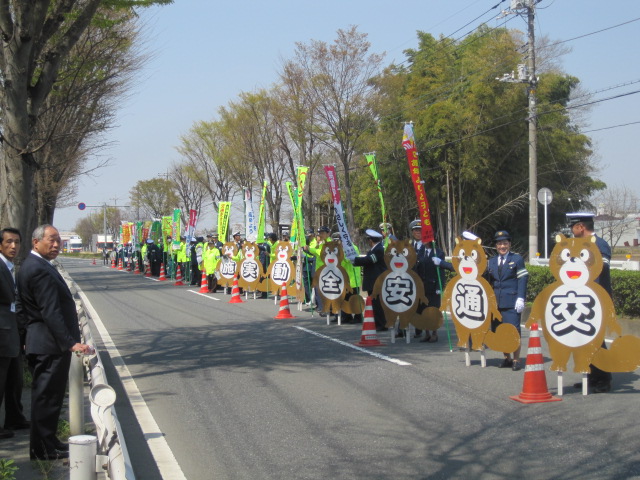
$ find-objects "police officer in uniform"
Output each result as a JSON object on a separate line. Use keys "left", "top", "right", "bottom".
{"left": 352, "top": 229, "right": 387, "bottom": 330}
{"left": 486, "top": 230, "right": 528, "bottom": 371}
{"left": 567, "top": 212, "right": 613, "bottom": 393}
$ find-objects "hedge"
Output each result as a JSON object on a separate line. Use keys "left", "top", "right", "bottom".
{"left": 526, "top": 265, "right": 640, "bottom": 318}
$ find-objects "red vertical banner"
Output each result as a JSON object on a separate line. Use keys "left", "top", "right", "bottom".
{"left": 402, "top": 123, "right": 435, "bottom": 243}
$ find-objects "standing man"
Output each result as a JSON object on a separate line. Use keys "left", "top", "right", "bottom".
{"left": 304, "top": 226, "right": 331, "bottom": 313}
{"left": 567, "top": 212, "right": 613, "bottom": 393}
{"left": 146, "top": 238, "right": 162, "bottom": 277}
{"left": 0, "top": 228, "right": 29, "bottom": 439}
{"left": 409, "top": 220, "right": 454, "bottom": 342}
{"left": 16, "top": 225, "right": 91, "bottom": 460}
{"left": 352, "top": 229, "right": 387, "bottom": 331}
{"left": 486, "top": 230, "right": 528, "bottom": 371}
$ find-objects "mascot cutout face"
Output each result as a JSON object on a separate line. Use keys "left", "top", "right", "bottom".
{"left": 265, "top": 241, "right": 297, "bottom": 295}
{"left": 312, "top": 241, "right": 351, "bottom": 314}
{"left": 526, "top": 234, "right": 640, "bottom": 374}
{"left": 216, "top": 241, "right": 239, "bottom": 287}
{"left": 442, "top": 237, "right": 519, "bottom": 354}
{"left": 372, "top": 240, "right": 427, "bottom": 329}
{"left": 238, "top": 241, "right": 264, "bottom": 290}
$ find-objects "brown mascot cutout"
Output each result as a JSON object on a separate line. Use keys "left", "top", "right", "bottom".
{"left": 237, "top": 241, "right": 264, "bottom": 292}
{"left": 216, "top": 242, "right": 238, "bottom": 288}
{"left": 265, "top": 241, "right": 298, "bottom": 296}
{"left": 441, "top": 236, "right": 520, "bottom": 361}
{"left": 526, "top": 234, "right": 640, "bottom": 374}
{"left": 312, "top": 241, "right": 359, "bottom": 315}
{"left": 372, "top": 240, "right": 434, "bottom": 333}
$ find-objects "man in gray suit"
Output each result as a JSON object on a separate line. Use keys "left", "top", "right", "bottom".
{"left": 17, "top": 225, "right": 91, "bottom": 460}
{"left": 0, "top": 227, "right": 29, "bottom": 439}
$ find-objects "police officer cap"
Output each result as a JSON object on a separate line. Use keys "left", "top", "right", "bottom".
{"left": 306, "top": 228, "right": 314, "bottom": 236}
{"left": 409, "top": 219, "right": 421, "bottom": 230}
{"left": 282, "top": 231, "right": 290, "bottom": 238}
{"left": 566, "top": 212, "right": 595, "bottom": 226}
{"left": 232, "top": 231, "right": 241, "bottom": 237}
{"left": 318, "top": 226, "right": 330, "bottom": 234}
{"left": 212, "top": 232, "right": 219, "bottom": 237}
{"left": 365, "top": 229, "right": 383, "bottom": 240}
{"left": 206, "top": 233, "right": 213, "bottom": 238}
{"left": 331, "top": 232, "right": 341, "bottom": 241}
{"left": 146, "top": 238, "right": 153, "bottom": 244}
{"left": 196, "top": 236, "right": 204, "bottom": 242}
{"left": 268, "top": 232, "right": 278, "bottom": 241}
{"left": 494, "top": 230, "right": 511, "bottom": 242}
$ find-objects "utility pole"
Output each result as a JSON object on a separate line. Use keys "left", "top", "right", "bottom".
{"left": 497, "top": 0, "right": 538, "bottom": 260}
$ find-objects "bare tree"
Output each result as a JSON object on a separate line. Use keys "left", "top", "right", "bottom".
{"left": 287, "top": 26, "right": 384, "bottom": 239}
{"left": 594, "top": 186, "right": 639, "bottom": 248}
{"left": 176, "top": 120, "right": 235, "bottom": 212}
{"left": 171, "top": 162, "right": 209, "bottom": 227}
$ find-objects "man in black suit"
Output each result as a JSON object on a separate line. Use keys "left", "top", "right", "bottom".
{"left": 0, "top": 227, "right": 29, "bottom": 439}
{"left": 16, "top": 224, "right": 91, "bottom": 460}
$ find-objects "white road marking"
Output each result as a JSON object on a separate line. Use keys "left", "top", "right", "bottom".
{"left": 294, "top": 326, "right": 412, "bottom": 366}
{"left": 77, "top": 290, "right": 188, "bottom": 480}
{"left": 187, "top": 290, "right": 221, "bottom": 301}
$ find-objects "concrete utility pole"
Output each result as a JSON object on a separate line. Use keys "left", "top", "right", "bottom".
{"left": 497, "top": 0, "right": 538, "bottom": 260}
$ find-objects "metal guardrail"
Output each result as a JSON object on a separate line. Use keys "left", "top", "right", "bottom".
{"left": 60, "top": 268, "right": 135, "bottom": 480}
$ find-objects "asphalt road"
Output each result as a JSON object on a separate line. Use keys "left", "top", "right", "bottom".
{"left": 61, "top": 258, "right": 640, "bottom": 480}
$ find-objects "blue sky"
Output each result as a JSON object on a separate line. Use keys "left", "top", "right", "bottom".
{"left": 54, "top": 0, "right": 640, "bottom": 231}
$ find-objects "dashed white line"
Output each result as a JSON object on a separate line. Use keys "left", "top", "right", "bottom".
{"left": 187, "top": 290, "right": 221, "bottom": 301}
{"left": 294, "top": 326, "right": 412, "bottom": 366}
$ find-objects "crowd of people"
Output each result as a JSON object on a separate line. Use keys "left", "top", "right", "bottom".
{"left": 0, "top": 212, "right": 616, "bottom": 460}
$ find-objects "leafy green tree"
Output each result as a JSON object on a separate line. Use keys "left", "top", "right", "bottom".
{"left": 367, "top": 27, "right": 601, "bottom": 255}
{"left": 130, "top": 178, "right": 179, "bottom": 219}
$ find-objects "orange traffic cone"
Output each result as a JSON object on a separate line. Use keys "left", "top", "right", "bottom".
{"left": 144, "top": 262, "right": 151, "bottom": 277}
{"left": 158, "top": 263, "right": 167, "bottom": 281}
{"left": 92, "top": 257, "right": 96, "bottom": 266}
{"left": 133, "top": 259, "right": 140, "bottom": 275}
{"left": 174, "top": 266, "right": 184, "bottom": 286}
{"left": 111, "top": 257, "right": 116, "bottom": 268}
{"left": 510, "top": 323, "right": 562, "bottom": 404}
{"left": 274, "top": 285, "right": 295, "bottom": 319}
{"left": 117, "top": 258, "right": 123, "bottom": 271}
{"left": 355, "top": 297, "right": 384, "bottom": 347}
{"left": 229, "top": 277, "right": 243, "bottom": 304}
{"left": 198, "top": 269, "right": 209, "bottom": 293}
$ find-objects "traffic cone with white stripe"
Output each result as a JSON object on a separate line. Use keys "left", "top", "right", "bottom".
{"left": 117, "top": 257, "right": 123, "bottom": 271}
{"left": 355, "top": 296, "right": 384, "bottom": 347}
{"left": 111, "top": 257, "right": 116, "bottom": 268}
{"left": 198, "top": 269, "right": 209, "bottom": 293}
{"left": 274, "top": 285, "right": 295, "bottom": 319}
{"left": 133, "top": 259, "right": 141, "bottom": 275}
{"left": 174, "top": 265, "right": 184, "bottom": 286}
{"left": 158, "top": 263, "right": 168, "bottom": 281}
{"left": 229, "top": 277, "right": 243, "bottom": 304}
{"left": 510, "top": 323, "right": 561, "bottom": 404}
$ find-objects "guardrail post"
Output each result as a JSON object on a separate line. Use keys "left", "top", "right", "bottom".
{"left": 69, "top": 435, "right": 98, "bottom": 480}
{"left": 69, "top": 353, "right": 85, "bottom": 436}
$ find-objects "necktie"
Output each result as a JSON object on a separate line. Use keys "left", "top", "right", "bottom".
{"left": 498, "top": 256, "right": 504, "bottom": 275}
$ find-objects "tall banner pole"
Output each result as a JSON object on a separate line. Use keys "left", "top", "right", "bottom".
{"left": 402, "top": 122, "right": 453, "bottom": 351}
{"left": 245, "top": 188, "right": 257, "bottom": 241}
{"left": 323, "top": 165, "right": 357, "bottom": 260}
{"left": 218, "top": 202, "right": 231, "bottom": 244}
{"left": 364, "top": 152, "right": 388, "bottom": 238}
{"left": 256, "top": 182, "right": 267, "bottom": 244}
